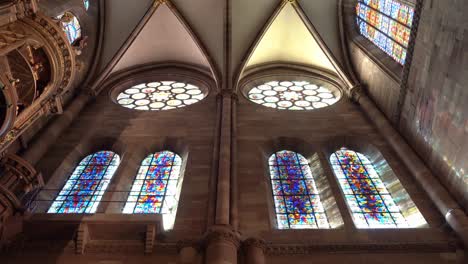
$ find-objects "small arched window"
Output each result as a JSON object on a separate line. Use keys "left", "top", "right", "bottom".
{"left": 330, "top": 147, "right": 425, "bottom": 228}
{"left": 269, "top": 150, "right": 330, "bottom": 229}
{"left": 48, "top": 151, "right": 120, "bottom": 213}
{"left": 83, "top": 0, "right": 89, "bottom": 10}
{"left": 56, "top": 12, "right": 82, "bottom": 45}
{"left": 123, "top": 151, "right": 183, "bottom": 229}
{"left": 356, "top": 0, "right": 414, "bottom": 64}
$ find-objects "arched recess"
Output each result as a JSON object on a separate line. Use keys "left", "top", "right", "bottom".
{"left": 92, "top": 0, "right": 219, "bottom": 93}
{"left": 235, "top": 0, "right": 353, "bottom": 92}
{"left": 324, "top": 138, "right": 427, "bottom": 228}
{"left": 261, "top": 138, "right": 344, "bottom": 229}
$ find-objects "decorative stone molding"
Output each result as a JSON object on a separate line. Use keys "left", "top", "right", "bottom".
{"left": 265, "top": 241, "right": 457, "bottom": 255}
{"left": 177, "top": 238, "right": 202, "bottom": 252}
{"left": 75, "top": 223, "right": 88, "bottom": 255}
{"left": 219, "top": 89, "right": 238, "bottom": 101}
{"left": 145, "top": 224, "right": 156, "bottom": 254}
{"left": 0, "top": 11, "right": 76, "bottom": 154}
{"left": 204, "top": 225, "right": 241, "bottom": 248}
{"left": 348, "top": 83, "right": 364, "bottom": 103}
{"left": 243, "top": 238, "right": 266, "bottom": 252}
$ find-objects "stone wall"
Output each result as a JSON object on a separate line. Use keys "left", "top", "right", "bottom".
{"left": 399, "top": 0, "right": 468, "bottom": 211}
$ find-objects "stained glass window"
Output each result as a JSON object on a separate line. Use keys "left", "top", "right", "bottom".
{"left": 248, "top": 81, "right": 339, "bottom": 110}
{"left": 356, "top": 0, "right": 414, "bottom": 64}
{"left": 123, "top": 151, "right": 183, "bottom": 229}
{"left": 56, "top": 12, "right": 82, "bottom": 44}
{"left": 117, "top": 81, "right": 206, "bottom": 111}
{"left": 269, "top": 150, "right": 330, "bottom": 229}
{"left": 48, "top": 151, "right": 120, "bottom": 214}
{"left": 83, "top": 0, "right": 89, "bottom": 10}
{"left": 330, "top": 147, "right": 425, "bottom": 228}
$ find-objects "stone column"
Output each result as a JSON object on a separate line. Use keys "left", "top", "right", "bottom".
{"left": 22, "top": 92, "right": 91, "bottom": 165}
{"left": 215, "top": 92, "right": 233, "bottom": 225}
{"left": 204, "top": 226, "right": 240, "bottom": 264}
{"left": 177, "top": 240, "right": 199, "bottom": 264}
{"left": 243, "top": 238, "right": 266, "bottom": 264}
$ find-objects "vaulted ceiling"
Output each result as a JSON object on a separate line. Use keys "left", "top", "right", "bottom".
{"left": 96, "top": 0, "right": 344, "bottom": 87}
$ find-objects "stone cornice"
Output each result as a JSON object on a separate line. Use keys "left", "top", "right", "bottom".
{"left": 204, "top": 226, "right": 241, "bottom": 248}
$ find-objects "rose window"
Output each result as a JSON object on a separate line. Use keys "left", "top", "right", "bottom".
{"left": 247, "top": 80, "right": 339, "bottom": 110}
{"left": 116, "top": 81, "right": 206, "bottom": 111}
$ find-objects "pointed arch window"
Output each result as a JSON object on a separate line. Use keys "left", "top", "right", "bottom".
{"left": 123, "top": 151, "right": 183, "bottom": 229}
{"left": 356, "top": 0, "right": 414, "bottom": 64}
{"left": 330, "top": 147, "right": 424, "bottom": 228}
{"left": 269, "top": 150, "right": 330, "bottom": 229}
{"left": 48, "top": 151, "right": 120, "bottom": 214}
{"left": 56, "top": 12, "right": 82, "bottom": 45}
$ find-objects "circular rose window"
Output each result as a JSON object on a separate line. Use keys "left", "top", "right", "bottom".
{"left": 247, "top": 80, "right": 340, "bottom": 110}
{"left": 116, "top": 81, "right": 206, "bottom": 111}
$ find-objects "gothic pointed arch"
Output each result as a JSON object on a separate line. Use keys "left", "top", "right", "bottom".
{"left": 235, "top": 0, "right": 353, "bottom": 90}
{"left": 93, "top": 0, "right": 219, "bottom": 93}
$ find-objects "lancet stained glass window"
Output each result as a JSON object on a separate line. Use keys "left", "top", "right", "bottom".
{"left": 56, "top": 12, "right": 82, "bottom": 44}
{"left": 356, "top": 0, "right": 414, "bottom": 64}
{"left": 48, "top": 151, "right": 120, "bottom": 213}
{"left": 330, "top": 147, "right": 422, "bottom": 228}
{"left": 123, "top": 151, "right": 182, "bottom": 217}
{"left": 269, "top": 150, "right": 329, "bottom": 229}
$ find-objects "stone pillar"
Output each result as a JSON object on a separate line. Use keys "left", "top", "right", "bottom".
{"left": 243, "top": 238, "right": 266, "bottom": 264}
{"left": 204, "top": 226, "right": 240, "bottom": 264}
{"left": 22, "top": 92, "right": 91, "bottom": 165}
{"left": 215, "top": 92, "right": 233, "bottom": 225}
{"left": 177, "top": 240, "right": 199, "bottom": 264}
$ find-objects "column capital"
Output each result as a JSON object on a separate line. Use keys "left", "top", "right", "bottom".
{"left": 348, "top": 83, "right": 365, "bottom": 103}
{"left": 204, "top": 225, "right": 241, "bottom": 248}
{"left": 243, "top": 237, "right": 266, "bottom": 252}
{"left": 218, "top": 89, "right": 238, "bottom": 100}
{"left": 177, "top": 238, "right": 201, "bottom": 252}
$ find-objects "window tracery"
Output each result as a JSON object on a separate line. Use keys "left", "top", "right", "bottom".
{"left": 330, "top": 147, "right": 426, "bottom": 228}
{"left": 116, "top": 81, "right": 206, "bottom": 111}
{"left": 247, "top": 81, "right": 339, "bottom": 110}
{"left": 269, "top": 150, "right": 330, "bottom": 229}
{"left": 48, "top": 151, "right": 120, "bottom": 214}
{"left": 356, "top": 0, "right": 414, "bottom": 64}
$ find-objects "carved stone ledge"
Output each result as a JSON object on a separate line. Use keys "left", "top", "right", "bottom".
{"left": 265, "top": 241, "right": 457, "bottom": 255}
{"left": 347, "top": 84, "right": 365, "bottom": 103}
{"left": 204, "top": 225, "right": 241, "bottom": 248}
{"left": 243, "top": 237, "right": 266, "bottom": 252}
{"left": 177, "top": 238, "right": 202, "bottom": 252}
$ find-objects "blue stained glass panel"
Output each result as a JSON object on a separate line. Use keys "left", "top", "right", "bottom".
{"left": 123, "top": 151, "right": 182, "bottom": 216}
{"left": 330, "top": 147, "right": 413, "bottom": 228}
{"left": 356, "top": 0, "right": 414, "bottom": 65}
{"left": 48, "top": 151, "right": 120, "bottom": 214}
{"left": 56, "top": 12, "right": 82, "bottom": 44}
{"left": 269, "top": 150, "right": 330, "bottom": 229}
